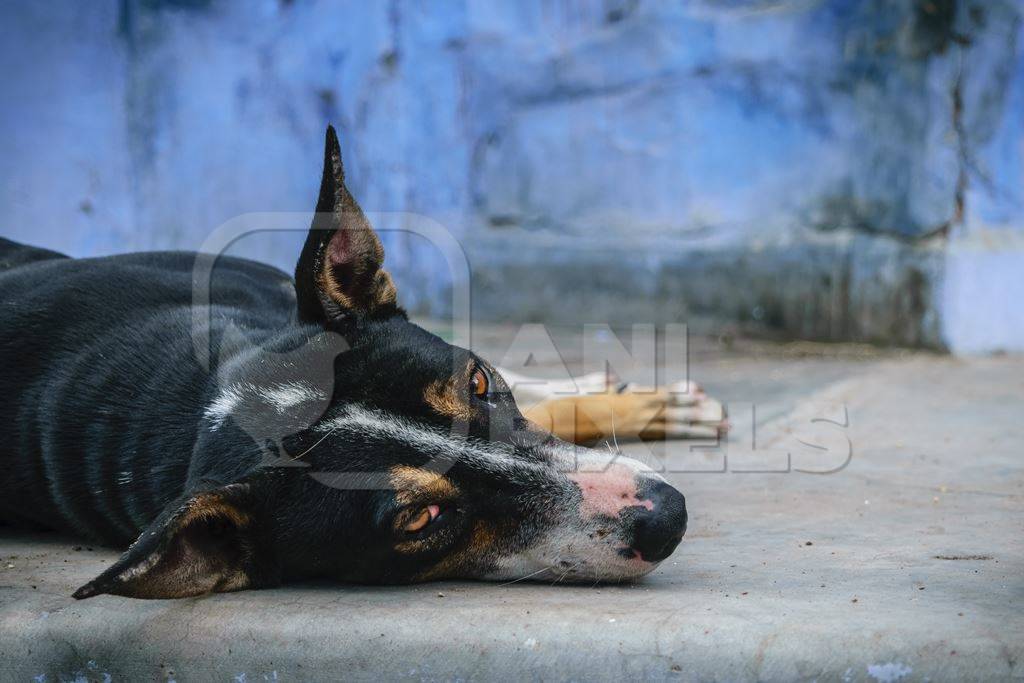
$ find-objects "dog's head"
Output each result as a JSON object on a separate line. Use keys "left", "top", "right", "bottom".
{"left": 73, "top": 126, "right": 687, "bottom": 599}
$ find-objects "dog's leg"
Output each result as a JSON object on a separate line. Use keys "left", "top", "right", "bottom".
{"left": 522, "top": 381, "right": 727, "bottom": 446}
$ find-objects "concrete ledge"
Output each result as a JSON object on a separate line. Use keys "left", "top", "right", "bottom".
{"left": 462, "top": 232, "right": 946, "bottom": 349}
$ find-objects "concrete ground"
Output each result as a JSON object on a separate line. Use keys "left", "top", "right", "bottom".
{"left": 1, "top": 326, "right": 1022, "bottom": 681}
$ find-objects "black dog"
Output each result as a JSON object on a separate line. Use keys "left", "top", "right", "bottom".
{"left": 0, "top": 126, "right": 687, "bottom": 599}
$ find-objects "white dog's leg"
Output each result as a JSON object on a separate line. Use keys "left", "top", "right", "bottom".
{"left": 497, "top": 367, "right": 728, "bottom": 445}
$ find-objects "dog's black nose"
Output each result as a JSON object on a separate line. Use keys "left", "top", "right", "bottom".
{"left": 628, "top": 479, "right": 687, "bottom": 563}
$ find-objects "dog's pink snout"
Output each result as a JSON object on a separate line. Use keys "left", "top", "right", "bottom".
{"left": 568, "top": 465, "right": 654, "bottom": 519}
{"left": 627, "top": 478, "right": 687, "bottom": 563}
{"left": 568, "top": 464, "right": 688, "bottom": 563}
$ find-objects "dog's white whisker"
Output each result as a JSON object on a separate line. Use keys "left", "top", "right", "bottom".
{"left": 551, "top": 566, "right": 573, "bottom": 585}
{"left": 498, "top": 565, "right": 553, "bottom": 587}
{"left": 288, "top": 426, "right": 337, "bottom": 461}
{"left": 610, "top": 411, "right": 620, "bottom": 453}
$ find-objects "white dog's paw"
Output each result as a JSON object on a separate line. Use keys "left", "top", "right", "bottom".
{"left": 659, "top": 396, "right": 727, "bottom": 438}
{"left": 622, "top": 380, "right": 728, "bottom": 440}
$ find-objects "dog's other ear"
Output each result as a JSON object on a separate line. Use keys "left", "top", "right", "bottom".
{"left": 294, "top": 124, "right": 399, "bottom": 326}
{"left": 72, "top": 483, "right": 276, "bottom": 600}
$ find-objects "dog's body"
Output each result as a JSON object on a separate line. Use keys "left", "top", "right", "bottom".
{"left": 0, "top": 127, "right": 697, "bottom": 599}
{"left": 0, "top": 242, "right": 292, "bottom": 544}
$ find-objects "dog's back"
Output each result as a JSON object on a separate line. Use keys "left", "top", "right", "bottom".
{"left": 0, "top": 239, "right": 296, "bottom": 543}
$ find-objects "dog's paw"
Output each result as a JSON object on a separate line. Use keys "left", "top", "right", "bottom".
{"left": 625, "top": 381, "right": 728, "bottom": 440}
{"left": 656, "top": 396, "right": 727, "bottom": 439}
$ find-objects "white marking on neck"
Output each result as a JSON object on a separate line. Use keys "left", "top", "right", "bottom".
{"left": 257, "top": 382, "right": 326, "bottom": 413}
{"left": 204, "top": 383, "right": 250, "bottom": 430}
{"left": 204, "top": 381, "right": 326, "bottom": 430}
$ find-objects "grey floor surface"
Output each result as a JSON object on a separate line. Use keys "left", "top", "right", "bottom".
{"left": 2, "top": 326, "right": 1021, "bottom": 681}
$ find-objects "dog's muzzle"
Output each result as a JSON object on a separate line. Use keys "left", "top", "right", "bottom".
{"left": 558, "top": 447, "right": 689, "bottom": 571}
{"left": 621, "top": 476, "right": 687, "bottom": 562}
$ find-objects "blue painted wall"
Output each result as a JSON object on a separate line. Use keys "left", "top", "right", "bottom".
{"left": 1, "top": 1, "right": 1021, "bottom": 350}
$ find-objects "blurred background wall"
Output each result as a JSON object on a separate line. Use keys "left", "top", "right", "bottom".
{"left": 1, "top": 0, "right": 1021, "bottom": 352}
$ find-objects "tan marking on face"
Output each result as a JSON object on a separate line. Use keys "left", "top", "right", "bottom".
{"left": 424, "top": 377, "right": 475, "bottom": 421}
{"left": 394, "top": 534, "right": 431, "bottom": 554}
{"left": 390, "top": 469, "right": 463, "bottom": 556}
{"left": 388, "top": 465, "right": 459, "bottom": 506}
{"left": 413, "top": 519, "right": 501, "bottom": 580}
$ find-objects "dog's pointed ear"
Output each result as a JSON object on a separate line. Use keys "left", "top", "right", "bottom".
{"left": 72, "top": 483, "right": 276, "bottom": 600}
{"left": 294, "top": 124, "right": 400, "bottom": 326}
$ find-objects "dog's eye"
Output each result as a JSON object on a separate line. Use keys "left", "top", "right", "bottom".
{"left": 403, "top": 504, "right": 440, "bottom": 533}
{"left": 470, "top": 366, "right": 490, "bottom": 398}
